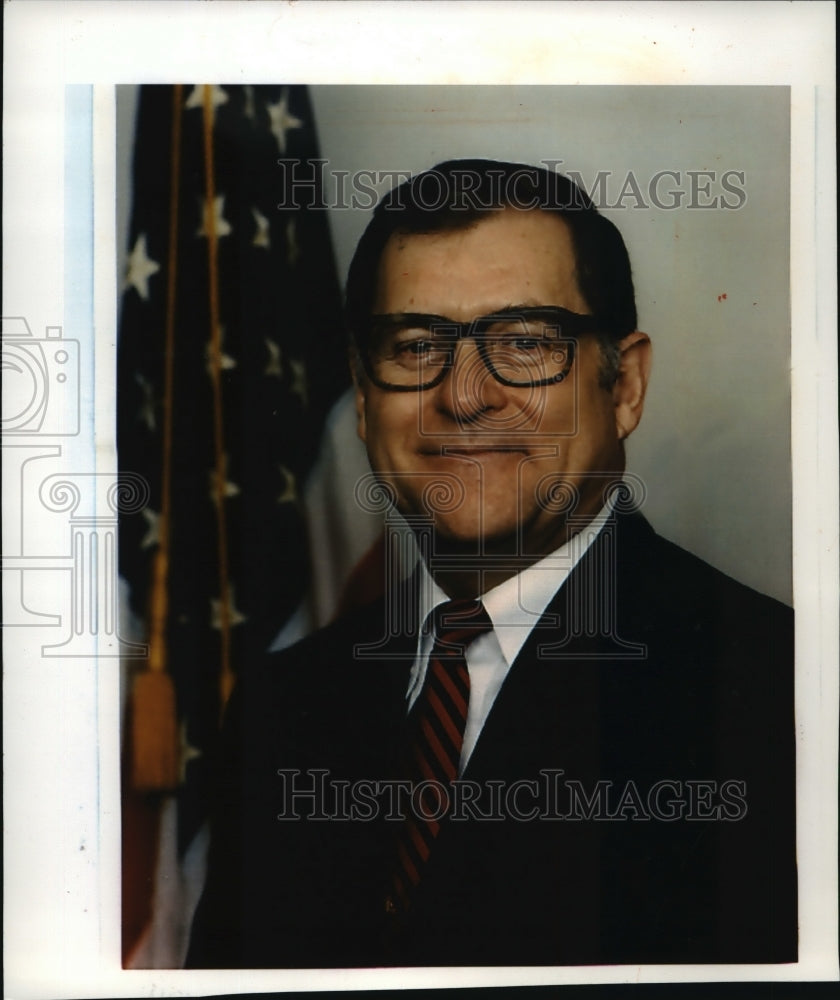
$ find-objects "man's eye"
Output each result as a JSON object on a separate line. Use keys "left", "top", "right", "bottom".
{"left": 387, "top": 335, "right": 451, "bottom": 368}
{"left": 510, "top": 337, "right": 541, "bottom": 352}
{"left": 394, "top": 338, "right": 435, "bottom": 356}
{"left": 487, "top": 323, "right": 546, "bottom": 344}
{"left": 488, "top": 329, "right": 548, "bottom": 352}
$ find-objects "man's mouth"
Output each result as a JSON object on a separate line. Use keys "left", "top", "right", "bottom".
{"left": 419, "top": 444, "right": 529, "bottom": 457}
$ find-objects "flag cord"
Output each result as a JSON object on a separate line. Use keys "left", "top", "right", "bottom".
{"left": 149, "top": 83, "right": 182, "bottom": 671}
{"left": 202, "top": 85, "right": 235, "bottom": 719}
{"left": 131, "top": 84, "right": 183, "bottom": 792}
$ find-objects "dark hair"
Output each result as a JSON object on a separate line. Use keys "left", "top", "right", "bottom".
{"left": 345, "top": 159, "right": 637, "bottom": 385}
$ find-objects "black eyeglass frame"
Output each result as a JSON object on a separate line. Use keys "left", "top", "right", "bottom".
{"left": 357, "top": 306, "right": 608, "bottom": 391}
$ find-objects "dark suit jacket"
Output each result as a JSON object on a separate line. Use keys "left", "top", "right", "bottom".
{"left": 186, "top": 512, "right": 797, "bottom": 967}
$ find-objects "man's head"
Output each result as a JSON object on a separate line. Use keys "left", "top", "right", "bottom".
{"left": 347, "top": 160, "right": 651, "bottom": 588}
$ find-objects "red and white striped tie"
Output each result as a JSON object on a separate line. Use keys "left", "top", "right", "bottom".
{"left": 387, "top": 598, "right": 493, "bottom": 915}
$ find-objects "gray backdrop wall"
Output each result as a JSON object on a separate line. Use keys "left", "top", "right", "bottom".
{"left": 118, "top": 85, "right": 792, "bottom": 605}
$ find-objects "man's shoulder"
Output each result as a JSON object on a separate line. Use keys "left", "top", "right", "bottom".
{"left": 267, "top": 595, "right": 390, "bottom": 666}
{"left": 266, "top": 590, "right": 417, "bottom": 670}
{"left": 615, "top": 510, "right": 792, "bottom": 628}
{"left": 238, "top": 594, "right": 411, "bottom": 725}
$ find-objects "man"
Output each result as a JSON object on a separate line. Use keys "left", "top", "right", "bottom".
{"left": 187, "top": 160, "right": 796, "bottom": 967}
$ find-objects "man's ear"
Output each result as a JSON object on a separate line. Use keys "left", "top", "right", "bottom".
{"left": 349, "top": 349, "right": 367, "bottom": 443}
{"left": 612, "top": 331, "right": 652, "bottom": 441}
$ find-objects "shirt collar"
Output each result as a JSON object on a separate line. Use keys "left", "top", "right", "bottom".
{"left": 409, "top": 495, "right": 615, "bottom": 669}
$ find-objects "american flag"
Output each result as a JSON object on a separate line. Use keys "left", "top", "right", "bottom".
{"left": 117, "top": 84, "right": 349, "bottom": 966}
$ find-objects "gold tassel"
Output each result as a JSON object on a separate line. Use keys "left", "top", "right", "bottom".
{"left": 131, "top": 549, "right": 179, "bottom": 791}
{"left": 131, "top": 673, "right": 178, "bottom": 791}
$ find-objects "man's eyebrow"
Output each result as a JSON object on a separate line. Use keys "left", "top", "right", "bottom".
{"left": 497, "top": 302, "right": 584, "bottom": 313}
{"left": 499, "top": 302, "right": 542, "bottom": 311}
{"left": 372, "top": 312, "right": 452, "bottom": 322}
{"left": 369, "top": 312, "right": 455, "bottom": 329}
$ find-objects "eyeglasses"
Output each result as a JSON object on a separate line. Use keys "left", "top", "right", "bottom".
{"left": 358, "top": 307, "right": 605, "bottom": 391}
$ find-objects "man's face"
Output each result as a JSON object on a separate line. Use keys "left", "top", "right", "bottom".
{"left": 354, "top": 208, "right": 636, "bottom": 562}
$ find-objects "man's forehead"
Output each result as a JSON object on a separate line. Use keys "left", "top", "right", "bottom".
{"left": 373, "top": 208, "right": 586, "bottom": 316}
{"left": 386, "top": 206, "right": 572, "bottom": 246}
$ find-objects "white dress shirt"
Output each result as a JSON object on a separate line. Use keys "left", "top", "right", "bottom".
{"left": 405, "top": 501, "right": 613, "bottom": 772}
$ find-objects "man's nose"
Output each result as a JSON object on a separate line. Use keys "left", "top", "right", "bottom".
{"left": 435, "top": 338, "right": 508, "bottom": 420}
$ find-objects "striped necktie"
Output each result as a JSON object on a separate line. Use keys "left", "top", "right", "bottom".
{"left": 386, "top": 598, "right": 494, "bottom": 915}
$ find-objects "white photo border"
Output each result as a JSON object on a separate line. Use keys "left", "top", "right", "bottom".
{"left": 3, "top": 2, "right": 837, "bottom": 996}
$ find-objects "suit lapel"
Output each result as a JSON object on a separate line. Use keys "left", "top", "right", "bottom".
{"left": 462, "top": 511, "right": 648, "bottom": 783}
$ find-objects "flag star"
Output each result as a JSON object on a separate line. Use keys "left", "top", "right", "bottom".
{"left": 243, "top": 84, "right": 256, "bottom": 121}
{"left": 124, "top": 234, "right": 160, "bottom": 300}
{"left": 289, "top": 357, "right": 308, "bottom": 406}
{"left": 266, "top": 88, "right": 303, "bottom": 154}
{"left": 277, "top": 465, "right": 298, "bottom": 504}
{"left": 140, "top": 508, "right": 161, "bottom": 549}
{"left": 184, "top": 85, "right": 229, "bottom": 115}
{"left": 197, "top": 195, "right": 232, "bottom": 239}
{"left": 251, "top": 206, "right": 271, "bottom": 249}
{"left": 135, "top": 373, "right": 157, "bottom": 431}
{"left": 209, "top": 458, "right": 241, "bottom": 506}
{"left": 264, "top": 338, "right": 283, "bottom": 377}
{"left": 205, "top": 325, "right": 237, "bottom": 376}
{"left": 285, "top": 216, "right": 300, "bottom": 266}
{"left": 210, "top": 585, "right": 247, "bottom": 630}
{"left": 179, "top": 720, "right": 202, "bottom": 783}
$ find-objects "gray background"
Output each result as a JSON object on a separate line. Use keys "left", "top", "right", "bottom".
{"left": 117, "top": 85, "right": 792, "bottom": 605}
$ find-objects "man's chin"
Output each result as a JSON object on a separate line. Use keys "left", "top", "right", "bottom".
{"left": 418, "top": 509, "right": 577, "bottom": 559}
{"left": 421, "top": 516, "right": 525, "bottom": 556}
